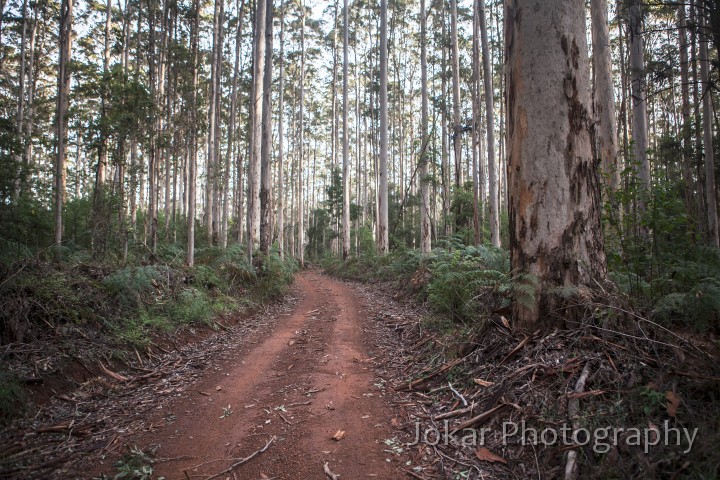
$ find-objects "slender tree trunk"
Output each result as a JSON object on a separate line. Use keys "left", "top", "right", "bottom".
{"left": 629, "top": 0, "right": 651, "bottom": 191}
{"left": 377, "top": 0, "right": 389, "bottom": 253}
{"left": 230, "top": 0, "right": 246, "bottom": 244}
{"left": 442, "top": 17, "right": 451, "bottom": 237}
{"left": 187, "top": 0, "right": 199, "bottom": 267}
{"left": 450, "top": 0, "right": 462, "bottom": 189}
{"left": 277, "top": 3, "right": 285, "bottom": 258}
{"left": 591, "top": 0, "right": 619, "bottom": 198}
{"left": 478, "top": 0, "right": 499, "bottom": 247}
{"left": 247, "top": 0, "right": 267, "bottom": 262}
{"left": 419, "top": 0, "right": 431, "bottom": 253}
{"left": 298, "top": 2, "right": 305, "bottom": 265}
{"left": 699, "top": 11, "right": 720, "bottom": 247}
{"left": 259, "top": 0, "right": 274, "bottom": 255}
{"left": 678, "top": 4, "right": 695, "bottom": 231}
{"left": 341, "top": 0, "right": 351, "bottom": 259}
{"left": 505, "top": 0, "right": 607, "bottom": 330}
{"left": 54, "top": 0, "right": 73, "bottom": 247}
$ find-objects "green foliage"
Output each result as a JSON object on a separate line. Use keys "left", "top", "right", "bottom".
{"left": 103, "top": 265, "right": 174, "bottom": 308}
{"left": 605, "top": 166, "right": 720, "bottom": 331}
{"left": 96, "top": 445, "right": 164, "bottom": 480}
{"left": 0, "top": 370, "right": 25, "bottom": 424}
{"left": 254, "top": 251, "right": 300, "bottom": 303}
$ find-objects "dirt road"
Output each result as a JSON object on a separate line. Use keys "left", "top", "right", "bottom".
{"left": 139, "top": 270, "right": 404, "bottom": 479}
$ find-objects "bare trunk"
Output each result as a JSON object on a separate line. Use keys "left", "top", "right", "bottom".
{"left": 419, "top": 0, "right": 431, "bottom": 253}
{"left": 277, "top": 2, "right": 285, "bottom": 258}
{"left": 591, "top": 0, "right": 619, "bottom": 196}
{"left": 450, "top": 0, "right": 462, "bottom": 188}
{"left": 479, "top": 0, "right": 499, "bottom": 247}
{"left": 54, "top": 0, "right": 73, "bottom": 246}
{"left": 678, "top": 4, "right": 695, "bottom": 231}
{"left": 259, "top": 0, "right": 273, "bottom": 255}
{"left": 187, "top": 0, "right": 199, "bottom": 266}
{"left": 505, "top": 0, "right": 607, "bottom": 330}
{"left": 629, "top": 0, "right": 650, "bottom": 191}
{"left": 699, "top": 11, "right": 720, "bottom": 247}
{"left": 298, "top": 3, "right": 305, "bottom": 265}
{"left": 341, "top": 0, "right": 351, "bottom": 259}
{"left": 378, "top": 0, "right": 389, "bottom": 253}
{"left": 247, "top": 0, "right": 267, "bottom": 262}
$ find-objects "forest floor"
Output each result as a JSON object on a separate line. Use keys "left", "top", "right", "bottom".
{"left": 3, "top": 270, "right": 421, "bottom": 480}
{"left": 4, "top": 267, "right": 720, "bottom": 480}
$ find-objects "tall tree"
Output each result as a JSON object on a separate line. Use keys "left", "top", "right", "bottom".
{"left": 450, "top": 0, "right": 462, "bottom": 188}
{"left": 298, "top": 1, "right": 306, "bottom": 265}
{"left": 54, "top": 0, "right": 73, "bottom": 246}
{"left": 187, "top": 0, "right": 200, "bottom": 266}
{"left": 628, "top": 0, "right": 650, "bottom": 190}
{"left": 247, "top": 0, "right": 268, "bottom": 262}
{"left": 341, "top": 0, "right": 351, "bottom": 259}
{"left": 277, "top": 1, "right": 285, "bottom": 258}
{"left": 699, "top": 9, "right": 720, "bottom": 247}
{"left": 260, "top": 0, "right": 274, "bottom": 255}
{"left": 378, "top": 0, "right": 389, "bottom": 253}
{"left": 479, "top": 0, "right": 499, "bottom": 247}
{"left": 591, "top": 0, "right": 619, "bottom": 196}
{"left": 505, "top": 0, "right": 607, "bottom": 329}
{"left": 419, "top": 0, "right": 431, "bottom": 253}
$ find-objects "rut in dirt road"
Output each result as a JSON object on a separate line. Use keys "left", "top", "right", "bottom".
{"left": 140, "top": 271, "right": 405, "bottom": 479}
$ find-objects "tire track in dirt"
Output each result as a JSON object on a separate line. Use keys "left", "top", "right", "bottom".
{"left": 140, "top": 270, "right": 404, "bottom": 479}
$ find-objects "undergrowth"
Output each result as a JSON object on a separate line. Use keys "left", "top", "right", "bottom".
{"left": 0, "top": 240, "right": 299, "bottom": 419}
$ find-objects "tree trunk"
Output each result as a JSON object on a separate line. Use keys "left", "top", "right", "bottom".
{"left": 699, "top": 10, "right": 720, "bottom": 247}
{"left": 628, "top": 0, "right": 650, "bottom": 191}
{"left": 479, "top": 0, "right": 499, "bottom": 247}
{"left": 298, "top": 2, "right": 305, "bottom": 265}
{"left": 678, "top": 4, "right": 696, "bottom": 231}
{"left": 450, "top": 0, "right": 462, "bottom": 188}
{"left": 342, "top": 0, "right": 351, "bottom": 259}
{"left": 54, "top": 0, "right": 73, "bottom": 247}
{"left": 591, "top": 0, "right": 619, "bottom": 196}
{"left": 260, "top": 0, "right": 274, "bottom": 255}
{"left": 187, "top": 0, "right": 199, "bottom": 267}
{"left": 505, "top": 0, "right": 607, "bottom": 330}
{"left": 247, "top": 0, "right": 267, "bottom": 262}
{"left": 377, "top": 0, "right": 389, "bottom": 253}
{"left": 277, "top": 2, "right": 285, "bottom": 258}
{"left": 419, "top": 0, "right": 431, "bottom": 254}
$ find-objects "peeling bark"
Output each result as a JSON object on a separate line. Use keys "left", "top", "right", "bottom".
{"left": 505, "top": 0, "right": 607, "bottom": 330}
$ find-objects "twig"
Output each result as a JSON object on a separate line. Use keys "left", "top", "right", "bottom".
{"left": 450, "top": 404, "right": 505, "bottom": 433}
{"left": 323, "top": 461, "right": 340, "bottom": 480}
{"left": 448, "top": 382, "right": 468, "bottom": 407}
{"left": 564, "top": 362, "right": 592, "bottom": 480}
{"left": 204, "top": 436, "right": 276, "bottom": 480}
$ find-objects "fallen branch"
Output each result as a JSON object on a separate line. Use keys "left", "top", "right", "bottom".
{"left": 98, "top": 361, "right": 129, "bottom": 382}
{"left": 204, "top": 436, "right": 276, "bottom": 480}
{"left": 451, "top": 404, "right": 505, "bottom": 433}
{"left": 564, "top": 362, "right": 592, "bottom": 480}
{"left": 323, "top": 461, "right": 340, "bottom": 480}
{"left": 396, "top": 358, "right": 463, "bottom": 391}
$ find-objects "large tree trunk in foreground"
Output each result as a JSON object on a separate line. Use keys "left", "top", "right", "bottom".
{"left": 341, "top": 0, "right": 351, "bottom": 259}
{"left": 505, "top": 0, "right": 607, "bottom": 330}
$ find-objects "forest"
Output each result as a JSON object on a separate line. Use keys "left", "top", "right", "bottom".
{"left": 1, "top": 0, "right": 720, "bottom": 478}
